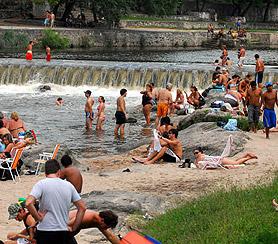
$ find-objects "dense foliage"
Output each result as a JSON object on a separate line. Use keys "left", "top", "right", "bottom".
{"left": 40, "top": 29, "right": 70, "bottom": 49}
{"left": 0, "top": 30, "right": 29, "bottom": 49}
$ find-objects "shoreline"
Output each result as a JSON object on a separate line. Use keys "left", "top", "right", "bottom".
{"left": 0, "top": 130, "right": 277, "bottom": 243}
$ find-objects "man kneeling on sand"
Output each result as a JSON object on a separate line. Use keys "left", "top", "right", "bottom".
{"left": 133, "top": 129, "right": 182, "bottom": 164}
{"left": 68, "top": 209, "right": 120, "bottom": 244}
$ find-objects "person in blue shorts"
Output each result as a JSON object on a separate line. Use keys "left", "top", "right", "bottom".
{"left": 261, "top": 82, "right": 278, "bottom": 139}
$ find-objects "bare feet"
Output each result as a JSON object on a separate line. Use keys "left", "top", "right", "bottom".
{"left": 132, "top": 157, "right": 147, "bottom": 164}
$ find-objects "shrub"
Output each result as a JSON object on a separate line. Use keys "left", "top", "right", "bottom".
{"left": 40, "top": 29, "right": 70, "bottom": 49}
{"left": 0, "top": 30, "right": 28, "bottom": 49}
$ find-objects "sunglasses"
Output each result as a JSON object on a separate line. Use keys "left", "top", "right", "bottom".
{"left": 194, "top": 151, "right": 199, "bottom": 155}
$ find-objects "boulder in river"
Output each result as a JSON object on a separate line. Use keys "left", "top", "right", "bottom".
{"left": 38, "top": 85, "right": 51, "bottom": 92}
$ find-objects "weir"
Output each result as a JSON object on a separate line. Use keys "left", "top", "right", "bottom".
{"left": 0, "top": 59, "right": 277, "bottom": 89}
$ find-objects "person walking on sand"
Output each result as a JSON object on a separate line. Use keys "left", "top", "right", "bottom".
{"left": 26, "top": 159, "right": 86, "bottom": 244}
{"left": 96, "top": 96, "right": 106, "bottom": 130}
{"left": 255, "top": 54, "right": 265, "bottom": 88}
{"left": 155, "top": 83, "right": 173, "bottom": 126}
{"left": 84, "top": 90, "right": 94, "bottom": 130}
{"left": 114, "top": 89, "right": 127, "bottom": 140}
{"left": 60, "top": 155, "right": 83, "bottom": 193}
{"left": 45, "top": 46, "right": 51, "bottom": 62}
{"left": 261, "top": 82, "right": 277, "bottom": 139}
{"left": 246, "top": 81, "right": 262, "bottom": 133}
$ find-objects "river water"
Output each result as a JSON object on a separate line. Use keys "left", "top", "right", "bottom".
{"left": 0, "top": 48, "right": 277, "bottom": 158}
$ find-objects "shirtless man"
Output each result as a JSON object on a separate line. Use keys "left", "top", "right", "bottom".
{"left": 84, "top": 90, "right": 94, "bottom": 129}
{"left": 150, "top": 82, "right": 159, "bottom": 104}
{"left": 133, "top": 129, "right": 182, "bottom": 165}
{"left": 114, "top": 88, "right": 127, "bottom": 139}
{"left": 26, "top": 40, "right": 36, "bottom": 61}
{"left": 261, "top": 82, "right": 278, "bottom": 139}
{"left": 218, "top": 69, "right": 229, "bottom": 87}
{"left": 255, "top": 54, "right": 265, "bottom": 88}
{"left": 155, "top": 83, "right": 173, "bottom": 126}
{"left": 238, "top": 45, "right": 246, "bottom": 68}
{"left": 60, "top": 155, "right": 83, "bottom": 193}
{"left": 68, "top": 209, "right": 120, "bottom": 244}
{"left": 246, "top": 81, "right": 262, "bottom": 133}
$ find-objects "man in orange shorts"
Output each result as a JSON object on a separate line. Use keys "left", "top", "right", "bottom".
{"left": 155, "top": 83, "right": 173, "bottom": 126}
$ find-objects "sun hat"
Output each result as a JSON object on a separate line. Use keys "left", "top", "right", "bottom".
{"left": 8, "top": 203, "right": 21, "bottom": 220}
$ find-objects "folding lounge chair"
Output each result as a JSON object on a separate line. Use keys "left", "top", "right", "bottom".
{"left": 200, "top": 135, "right": 233, "bottom": 170}
{"left": 35, "top": 144, "right": 60, "bottom": 175}
{"left": 0, "top": 148, "right": 24, "bottom": 182}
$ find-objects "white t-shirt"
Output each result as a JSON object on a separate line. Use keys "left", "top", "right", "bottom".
{"left": 30, "top": 178, "right": 81, "bottom": 231}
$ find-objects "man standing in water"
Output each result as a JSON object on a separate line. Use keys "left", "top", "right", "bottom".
{"left": 261, "top": 82, "right": 277, "bottom": 139}
{"left": 114, "top": 88, "right": 127, "bottom": 140}
{"left": 255, "top": 54, "right": 265, "bottom": 88}
{"left": 155, "top": 83, "right": 173, "bottom": 126}
{"left": 246, "top": 81, "right": 262, "bottom": 133}
{"left": 84, "top": 90, "right": 94, "bottom": 130}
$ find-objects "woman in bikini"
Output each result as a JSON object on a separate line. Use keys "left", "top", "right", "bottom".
{"left": 141, "top": 84, "right": 153, "bottom": 126}
{"left": 96, "top": 96, "right": 106, "bottom": 130}
{"left": 8, "top": 112, "right": 27, "bottom": 138}
{"left": 172, "top": 89, "right": 185, "bottom": 111}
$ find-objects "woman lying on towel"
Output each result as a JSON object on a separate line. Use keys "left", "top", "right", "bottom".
{"left": 193, "top": 147, "right": 257, "bottom": 169}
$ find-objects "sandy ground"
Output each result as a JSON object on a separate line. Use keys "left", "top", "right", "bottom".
{"left": 0, "top": 131, "right": 277, "bottom": 242}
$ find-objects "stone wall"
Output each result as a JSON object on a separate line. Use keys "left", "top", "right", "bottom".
{"left": 0, "top": 28, "right": 277, "bottom": 48}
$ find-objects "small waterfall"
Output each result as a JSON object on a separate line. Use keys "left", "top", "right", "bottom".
{"left": 0, "top": 63, "right": 277, "bottom": 89}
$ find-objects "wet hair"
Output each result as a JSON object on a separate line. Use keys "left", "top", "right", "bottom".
{"left": 169, "top": 129, "right": 178, "bottom": 138}
{"left": 61, "top": 155, "right": 72, "bottom": 167}
{"left": 176, "top": 88, "right": 182, "bottom": 95}
{"left": 150, "top": 82, "right": 155, "bottom": 87}
{"left": 29, "top": 41, "right": 33, "bottom": 44}
{"left": 250, "top": 81, "right": 257, "bottom": 87}
{"left": 160, "top": 116, "right": 171, "bottom": 126}
{"left": 254, "top": 54, "right": 259, "bottom": 59}
{"left": 194, "top": 147, "right": 203, "bottom": 153}
{"left": 190, "top": 85, "right": 198, "bottom": 92}
{"left": 57, "top": 97, "right": 63, "bottom": 101}
{"left": 11, "top": 112, "right": 19, "bottom": 121}
{"left": 227, "top": 57, "right": 230, "bottom": 60}
{"left": 214, "top": 60, "right": 219, "bottom": 63}
{"left": 99, "top": 96, "right": 105, "bottom": 103}
{"left": 120, "top": 88, "right": 127, "bottom": 96}
{"left": 232, "top": 74, "right": 240, "bottom": 79}
{"left": 99, "top": 210, "right": 118, "bottom": 229}
{"left": 3, "top": 133, "right": 13, "bottom": 144}
{"left": 215, "top": 66, "right": 221, "bottom": 71}
{"left": 0, "top": 119, "right": 3, "bottom": 128}
{"left": 246, "top": 74, "right": 252, "bottom": 78}
{"left": 45, "top": 159, "right": 60, "bottom": 175}
{"left": 146, "top": 84, "right": 152, "bottom": 92}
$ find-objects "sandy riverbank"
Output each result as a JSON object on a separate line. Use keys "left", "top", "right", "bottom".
{"left": 0, "top": 131, "right": 277, "bottom": 243}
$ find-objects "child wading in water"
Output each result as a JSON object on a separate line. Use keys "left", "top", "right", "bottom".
{"left": 96, "top": 96, "right": 105, "bottom": 130}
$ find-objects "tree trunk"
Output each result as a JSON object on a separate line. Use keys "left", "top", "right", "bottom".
{"left": 196, "top": 0, "right": 200, "bottom": 12}
{"left": 53, "top": 0, "right": 64, "bottom": 17}
{"left": 61, "top": 0, "right": 76, "bottom": 21}
{"left": 240, "top": 1, "right": 254, "bottom": 17}
{"left": 91, "top": 0, "right": 98, "bottom": 23}
{"left": 263, "top": 1, "right": 272, "bottom": 22}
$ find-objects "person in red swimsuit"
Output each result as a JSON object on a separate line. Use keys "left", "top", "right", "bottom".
{"left": 45, "top": 46, "right": 51, "bottom": 62}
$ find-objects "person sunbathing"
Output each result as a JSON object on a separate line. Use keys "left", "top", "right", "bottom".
{"left": 133, "top": 129, "right": 182, "bottom": 164}
{"left": 68, "top": 209, "right": 120, "bottom": 244}
{"left": 193, "top": 147, "right": 257, "bottom": 169}
{"left": 5, "top": 202, "right": 36, "bottom": 244}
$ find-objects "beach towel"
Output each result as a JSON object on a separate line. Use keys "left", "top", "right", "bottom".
{"left": 223, "top": 119, "right": 238, "bottom": 131}
{"left": 153, "top": 129, "right": 162, "bottom": 152}
{"left": 120, "top": 231, "right": 161, "bottom": 244}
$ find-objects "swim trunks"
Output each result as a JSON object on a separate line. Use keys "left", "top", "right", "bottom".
{"left": 248, "top": 105, "right": 260, "bottom": 124}
{"left": 26, "top": 50, "right": 32, "bottom": 61}
{"left": 46, "top": 53, "right": 51, "bottom": 62}
{"left": 255, "top": 71, "right": 264, "bottom": 84}
{"left": 157, "top": 103, "right": 169, "bottom": 117}
{"left": 162, "top": 148, "right": 181, "bottom": 163}
{"left": 85, "top": 112, "right": 94, "bottom": 119}
{"left": 263, "top": 108, "right": 276, "bottom": 128}
{"left": 115, "top": 111, "right": 126, "bottom": 125}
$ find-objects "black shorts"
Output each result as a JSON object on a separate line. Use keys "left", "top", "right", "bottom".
{"left": 256, "top": 72, "right": 264, "bottom": 84}
{"left": 115, "top": 111, "right": 126, "bottom": 125}
{"left": 35, "top": 230, "right": 77, "bottom": 244}
{"left": 162, "top": 148, "right": 181, "bottom": 163}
